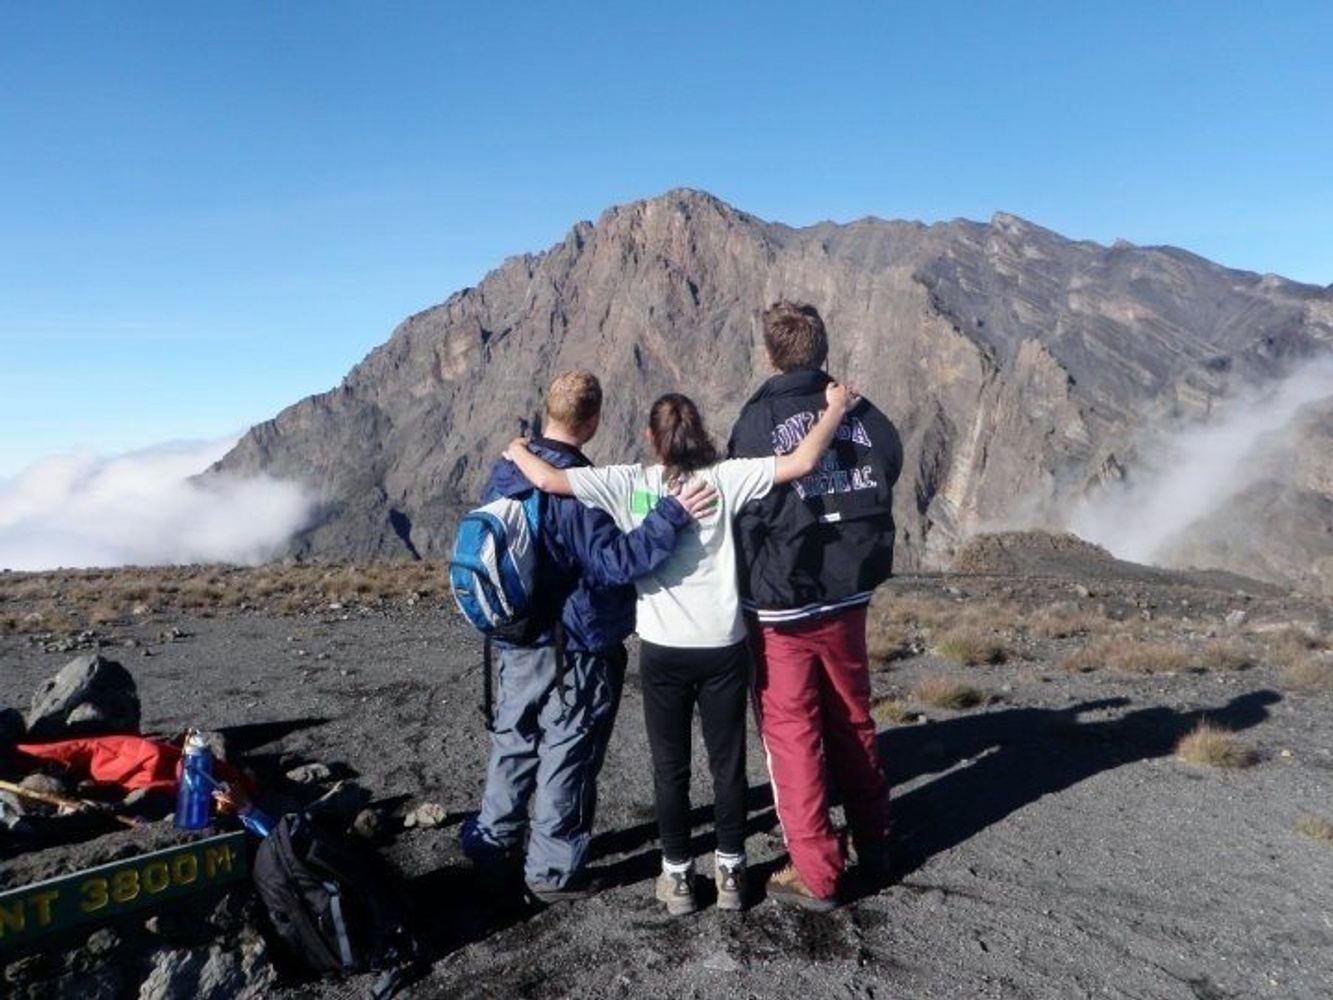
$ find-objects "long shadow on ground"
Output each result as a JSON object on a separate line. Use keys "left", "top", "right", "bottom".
{"left": 876, "top": 689, "right": 1280, "bottom": 888}
{"left": 405, "top": 690, "right": 1279, "bottom": 965}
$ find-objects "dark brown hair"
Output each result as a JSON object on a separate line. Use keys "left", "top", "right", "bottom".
{"left": 762, "top": 300, "right": 829, "bottom": 372}
{"left": 649, "top": 393, "right": 719, "bottom": 487}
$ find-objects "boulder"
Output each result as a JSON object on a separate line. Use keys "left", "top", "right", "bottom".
{"left": 137, "top": 932, "right": 275, "bottom": 1000}
{"left": 26, "top": 654, "right": 140, "bottom": 740}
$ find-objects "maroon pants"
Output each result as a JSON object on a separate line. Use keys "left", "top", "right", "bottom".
{"left": 749, "top": 605, "right": 891, "bottom": 899}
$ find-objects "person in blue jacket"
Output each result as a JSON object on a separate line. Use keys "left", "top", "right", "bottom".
{"left": 460, "top": 370, "right": 715, "bottom": 903}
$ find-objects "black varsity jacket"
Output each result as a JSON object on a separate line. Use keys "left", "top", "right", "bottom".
{"left": 727, "top": 368, "right": 903, "bottom": 624}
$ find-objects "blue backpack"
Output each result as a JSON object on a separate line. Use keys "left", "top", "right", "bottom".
{"left": 448, "top": 491, "right": 544, "bottom": 639}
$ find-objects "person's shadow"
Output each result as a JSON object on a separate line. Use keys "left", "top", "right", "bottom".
{"left": 401, "top": 688, "right": 1280, "bottom": 961}
{"left": 874, "top": 689, "right": 1280, "bottom": 892}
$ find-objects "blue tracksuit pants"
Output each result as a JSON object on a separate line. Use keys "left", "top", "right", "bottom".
{"left": 474, "top": 642, "right": 626, "bottom": 887}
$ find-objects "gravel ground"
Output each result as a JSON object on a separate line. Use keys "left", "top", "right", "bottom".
{"left": 2, "top": 569, "right": 1332, "bottom": 999}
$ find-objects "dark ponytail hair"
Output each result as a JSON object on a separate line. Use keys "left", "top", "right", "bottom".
{"left": 649, "top": 393, "right": 719, "bottom": 488}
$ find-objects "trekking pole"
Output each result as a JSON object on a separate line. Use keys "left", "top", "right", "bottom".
{"left": 0, "top": 778, "right": 143, "bottom": 827}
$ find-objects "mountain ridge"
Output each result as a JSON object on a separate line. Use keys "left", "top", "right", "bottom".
{"left": 211, "top": 189, "right": 1333, "bottom": 589}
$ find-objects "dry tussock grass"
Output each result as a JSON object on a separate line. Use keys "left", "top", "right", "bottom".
{"left": 1027, "top": 606, "right": 1106, "bottom": 640}
{"left": 1258, "top": 625, "right": 1330, "bottom": 669}
{"left": 1058, "top": 637, "right": 1196, "bottom": 675}
{"left": 864, "top": 621, "right": 914, "bottom": 666}
{"left": 870, "top": 697, "right": 913, "bottom": 725}
{"left": 933, "top": 625, "right": 1009, "bottom": 666}
{"left": 912, "top": 676, "right": 985, "bottom": 710}
{"left": 1175, "top": 722, "right": 1257, "bottom": 769}
{"left": 1295, "top": 814, "right": 1333, "bottom": 843}
{"left": 872, "top": 595, "right": 957, "bottom": 630}
{"left": 1197, "top": 640, "right": 1256, "bottom": 672}
{"left": 0, "top": 562, "right": 449, "bottom": 633}
{"left": 1280, "top": 657, "right": 1333, "bottom": 694}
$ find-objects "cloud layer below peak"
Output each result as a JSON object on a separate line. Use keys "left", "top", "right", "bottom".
{"left": 0, "top": 438, "right": 316, "bottom": 570}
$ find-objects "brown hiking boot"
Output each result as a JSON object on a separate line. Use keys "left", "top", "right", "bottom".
{"left": 714, "top": 859, "right": 746, "bottom": 911}
{"left": 766, "top": 864, "right": 837, "bottom": 913}
{"left": 655, "top": 865, "right": 698, "bottom": 916}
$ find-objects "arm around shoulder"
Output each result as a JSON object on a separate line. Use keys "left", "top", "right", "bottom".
{"left": 773, "top": 381, "right": 855, "bottom": 484}
{"left": 503, "top": 438, "right": 574, "bottom": 495}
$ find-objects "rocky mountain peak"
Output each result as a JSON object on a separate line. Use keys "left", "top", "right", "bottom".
{"left": 211, "top": 190, "right": 1333, "bottom": 590}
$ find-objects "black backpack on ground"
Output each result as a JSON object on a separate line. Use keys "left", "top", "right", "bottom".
{"left": 252, "top": 812, "right": 420, "bottom": 994}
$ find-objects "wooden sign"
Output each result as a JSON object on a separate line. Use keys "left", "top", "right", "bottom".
{"left": 0, "top": 831, "right": 248, "bottom": 952}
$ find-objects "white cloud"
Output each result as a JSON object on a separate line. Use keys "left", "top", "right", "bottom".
{"left": 1070, "top": 357, "right": 1333, "bottom": 564}
{"left": 0, "top": 438, "right": 317, "bottom": 570}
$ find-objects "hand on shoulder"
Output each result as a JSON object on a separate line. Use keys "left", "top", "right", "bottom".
{"left": 502, "top": 436, "right": 530, "bottom": 462}
{"left": 825, "top": 379, "right": 860, "bottom": 415}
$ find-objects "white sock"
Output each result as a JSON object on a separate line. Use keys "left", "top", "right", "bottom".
{"left": 715, "top": 850, "right": 745, "bottom": 870}
{"left": 662, "top": 855, "right": 692, "bottom": 875}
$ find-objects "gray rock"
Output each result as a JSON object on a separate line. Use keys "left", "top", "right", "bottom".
{"left": 352, "top": 807, "right": 383, "bottom": 839}
{"left": 20, "top": 772, "right": 69, "bottom": 797}
{"left": 0, "top": 791, "right": 30, "bottom": 830}
{"left": 1224, "top": 608, "right": 1250, "bottom": 627}
{"left": 702, "top": 949, "right": 742, "bottom": 973}
{"left": 403, "top": 801, "right": 448, "bottom": 829}
{"left": 137, "top": 933, "right": 274, "bottom": 1000}
{"left": 26, "top": 653, "right": 140, "bottom": 740}
{"left": 137, "top": 947, "right": 203, "bottom": 1000}
{"left": 85, "top": 927, "right": 119, "bottom": 956}
{"left": 285, "top": 762, "right": 332, "bottom": 784}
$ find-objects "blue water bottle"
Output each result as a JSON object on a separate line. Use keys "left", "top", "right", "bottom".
{"left": 174, "top": 729, "right": 214, "bottom": 830}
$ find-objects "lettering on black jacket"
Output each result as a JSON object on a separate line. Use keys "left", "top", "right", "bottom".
{"left": 728, "top": 369, "right": 903, "bottom": 618}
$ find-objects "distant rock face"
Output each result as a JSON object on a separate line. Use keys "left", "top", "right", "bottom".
{"left": 211, "top": 190, "right": 1333, "bottom": 583}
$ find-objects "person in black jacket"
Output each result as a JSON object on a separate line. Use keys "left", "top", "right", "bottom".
{"left": 728, "top": 301, "right": 903, "bottom": 911}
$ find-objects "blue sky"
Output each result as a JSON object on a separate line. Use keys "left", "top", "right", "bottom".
{"left": 2, "top": 2, "right": 1330, "bottom": 474}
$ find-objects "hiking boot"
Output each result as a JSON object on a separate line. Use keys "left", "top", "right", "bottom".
{"left": 766, "top": 864, "right": 837, "bottom": 913}
{"left": 525, "top": 872, "right": 606, "bottom": 905}
{"left": 525, "top": 880, "right": 594, "bottom": 906}
{"left": 714, "top": 859, "right": 746, "bottom": 911}
{"left": 655, "top": 865, "right": 697, "bottom": 916}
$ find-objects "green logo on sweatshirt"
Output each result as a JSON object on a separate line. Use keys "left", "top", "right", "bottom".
{"left": 630, "top": 488, "right": 661, "bottom": 517}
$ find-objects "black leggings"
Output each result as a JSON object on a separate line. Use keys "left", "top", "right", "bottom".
{"left": 639, "top": 639, "right": 749, "bottom": 861}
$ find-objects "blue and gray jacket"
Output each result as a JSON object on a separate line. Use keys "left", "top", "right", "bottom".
{"left": 482, "top": 437, "right": 690, "bottom": 652}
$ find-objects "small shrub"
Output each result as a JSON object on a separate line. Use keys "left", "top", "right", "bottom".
{"left": 1175, "top": 722, "right": 1257, "bottom": 769}
{"left": 1295, "top": 814, "right": 1333, "bottom": 843}
{"left": 1280, "top": 657, "right": 1333, "bottom": 694}
{"left": 933, "top": 626, "right": 1008, "bottom": 666}
{"left": 1028, "top": 605, "right": 1106, "bottom": 639}
{"left": 912, "top": 676, "right": 984, "bottom": 710}
{"left": 876, "top": 596, "right": 955, "bottom": 630}
{"left": 1060, "top": 638, "right": 1195, "bottom": 674}
{"left": 1198, "top": 640, "right": 1256, "bottom": 672}
{"left": 871, "top": 697, "right": 913, "bottom": 725}
{"left": 866, "top": 623, "right": 913, "bottom": 666}
{"left": 1263, "top": 625, "right": 1330, "bottom": 669}
{"left": 1058, "top": 642, "right": 1105, "bottom": 673}
{"left": 86, "top": 602, "right": 122, "bottom": 626}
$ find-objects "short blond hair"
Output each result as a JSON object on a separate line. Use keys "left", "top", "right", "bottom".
{"left": 545, "top": 370, "right": 602, "bottom": 430}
